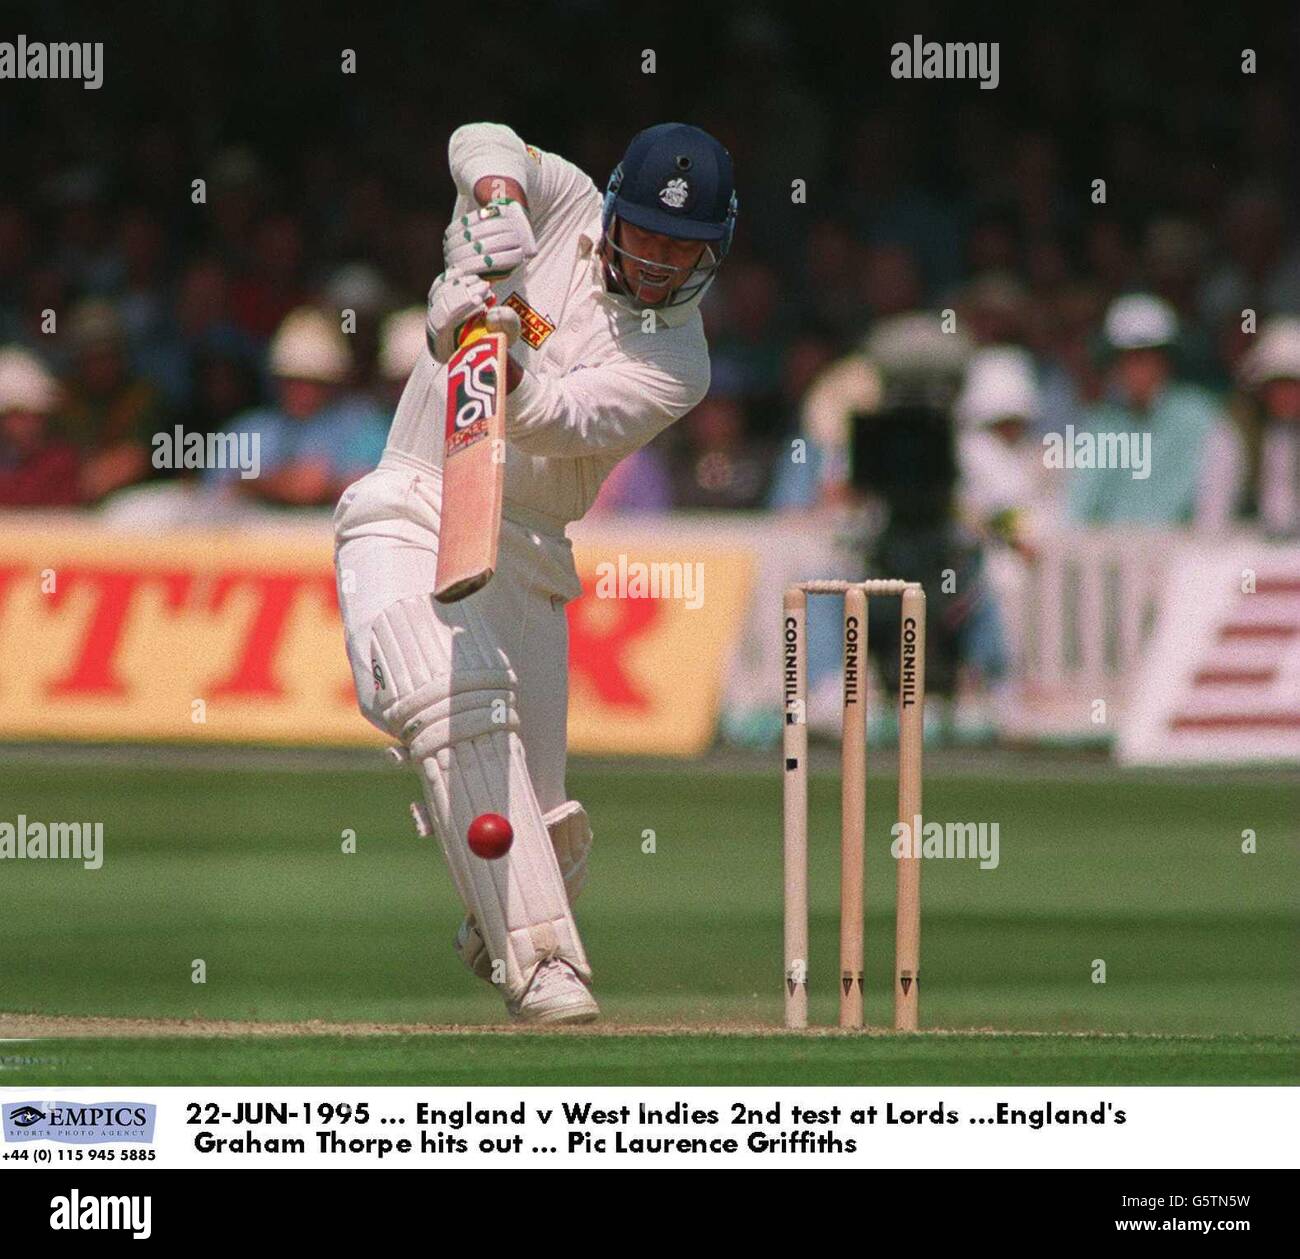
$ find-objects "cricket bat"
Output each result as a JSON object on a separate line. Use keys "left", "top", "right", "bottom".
{"left": 434, "top": 317, "right": 508, "bottom": 603}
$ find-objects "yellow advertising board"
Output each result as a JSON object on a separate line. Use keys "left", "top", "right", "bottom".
{"left": 0, "top": 524, "right": 365, "bottom": 745}
{"left": 567, "top": 543, "right": 753, "bottom": 755}
{"left": 0, "top": 520, "right": 752, "bottom": 756}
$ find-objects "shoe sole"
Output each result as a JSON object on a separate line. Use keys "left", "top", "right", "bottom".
{"left": 512, "top": 995, "right": 600, "bottom": 1026}
{"left": 519, "top": 1006, "right": 599, "bottom": 1026}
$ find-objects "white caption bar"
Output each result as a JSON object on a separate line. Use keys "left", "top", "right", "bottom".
{"left": 1, "top": 1087, "right": 1291, "bottom": 1170}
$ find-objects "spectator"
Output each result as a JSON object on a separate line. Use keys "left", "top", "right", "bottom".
{"left": 114, "top": 208, "right": 171, "bottom": 349}
{"left": 59, "top": 299, "right": 168, "bottom": 502}
{"left": 1143, "top": 219, "right": 1218, "bottom": 386}
{"left": 1035, "top": 282, "right": 1107, "bottom": 434}
{"left": 1199, "top": 187, "right": 1300, "bottom": 333}
{"left": 229, "top": 214, "right": 308, "bottom": 341}
{"left": 323, "top": 263, "right": 394, "bottom": 390}
{"left": 0, "top": 7, "right": 1292, "bottom": 531}
{"left": 0, "top": 206, "right": 34, "bottom": 340}
{"left": 206, "top": 148, "right": 264, "bottom": 275}
{"left": 1144, "top": 218, "right": 1205, "bottom": 320}
{"left": 762, "top": 337, "right": 838, "bottom": 512}
{"left": 375, "top": 306, "right": 426, "bottom": 410}
{"left": 780, "top": 331, "right": 882, "bottom": 509}
{"left": 206, "top": 307, "right": 386, "bottom": 508}
{"left": 861, "top": 242, "right": 924, "bottom": 322}
{"left": 588, "top": 444, "right": 673, "bottom": 515}
{"left": 190, "top": 346, "right": 263, "bottom": 443}
{"left": 954, "top": 346, "right": 1053, "bottom": 737}
{"left": 1204, "top": 317, "right": 1300, "bottom": 537}
{"left": 956, "top": 346, "right": 1059, "bottom": 550}
{"left": 953, "top": 271, "right": 1030, "bottom": 348}
{"left": 706, "top": 258, "right": 784, "bottom": 406}
{"left": 668, "top": 394, "right": 769, "bottom": 510}
{"left": 0, "top": 347, "right": 80, "bottom": 507}
{"left": 168, "top": 259, "right": 262, "bottom": 409}
{"left": 1242, "top": 318, "right": 1300, "bottom": 536}
{"left": 797, "top": 220, "right": 872, "bottom": 337}
{"left": 49, "top": 171, "right": 117, "bottom": 295}
{"left": 1065, "top": 294, "right": 1226, "bottom": 526}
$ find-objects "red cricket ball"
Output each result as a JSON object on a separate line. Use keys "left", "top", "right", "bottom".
{"left": 467, "top": 812, "right": 514, "bottom": 859}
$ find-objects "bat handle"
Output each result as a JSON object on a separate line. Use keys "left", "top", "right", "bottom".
{"left": 456, "top": 293, "right": 499, "bottom": 348}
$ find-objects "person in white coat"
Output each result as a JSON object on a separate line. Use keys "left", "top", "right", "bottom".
{"left": 1199, "top": 317, "right": 1300, "bottom": 536}
{"left": 334, "top": 122, "right": 736, "bottom": 1023}
{"left": 956, "top": 346, "right": 1061, "bottom": 549}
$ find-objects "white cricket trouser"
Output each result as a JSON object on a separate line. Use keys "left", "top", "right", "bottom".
{"left": 333, "top": 451, "right": 582, "bottom": 812}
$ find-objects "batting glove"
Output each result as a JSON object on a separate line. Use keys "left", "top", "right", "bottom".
{"left": 443, "top": 199, "right": 537, "bottom": 280}
{"left": 426, "top": 269, "right": 521, "bottom": 362}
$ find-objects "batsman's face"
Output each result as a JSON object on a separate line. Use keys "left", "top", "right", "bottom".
{"left": 613, "top": 221, "right": 708, "bottom": 303}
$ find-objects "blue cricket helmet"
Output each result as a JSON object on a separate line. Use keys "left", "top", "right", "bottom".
{"left": 601, "top": 123, "right": 738, "bottom": 306}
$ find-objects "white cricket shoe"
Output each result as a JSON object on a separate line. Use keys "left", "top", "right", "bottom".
{"left": 508, "top": 958, "right": 599, "bottom": 1025}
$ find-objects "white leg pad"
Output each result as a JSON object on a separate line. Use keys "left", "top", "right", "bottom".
{"left": 454, "top": 802, "right": 592, "bottom": 983}
{"left": 544, "top": 801, "right": 592, "bottom": 904}
{"left": 368, "top": 595, "right": 589, "bottom": 1001}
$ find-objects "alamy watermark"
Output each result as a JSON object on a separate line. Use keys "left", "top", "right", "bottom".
{"left": 892, "top": 816, "right": 1000, "bottom": 869}
{"left": 593, "top": 556, "right": 704, "bottom": 609}
{"left": 1043, "top": 425, "right": 1151, "bottom": 480}
{"left": 0, "top": 816, "right": 103, "bottom": 869}
{"left": 0, "top": 36, "right": 102, "bottom": 89}
{"left": 152, "top": 426, "right": 260, "bottom": 478}
{"left": 890, "top": 37, "right": 999, "bottom": 90}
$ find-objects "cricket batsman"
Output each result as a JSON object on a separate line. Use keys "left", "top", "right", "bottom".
{"left": 334, "top": 122, "right": 737, "bottom": 1023}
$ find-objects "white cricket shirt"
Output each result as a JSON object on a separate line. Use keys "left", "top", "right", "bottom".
{"left": 384, "top": 122, "right": 713, "bottom": 528}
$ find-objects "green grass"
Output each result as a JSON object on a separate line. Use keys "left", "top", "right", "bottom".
{"left": 1, "top": 753, "right": 1296, "bottom": 1083}
{"left": 5, "top": 1032, "right": 1294, "bottom": 1086}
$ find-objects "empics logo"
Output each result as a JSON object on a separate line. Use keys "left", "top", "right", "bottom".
{"left": 3, "top": 1100, "right": 156, "bottom": 1144}
{"left": 50, "top": 1191, "right": 151, "bottom": 1240}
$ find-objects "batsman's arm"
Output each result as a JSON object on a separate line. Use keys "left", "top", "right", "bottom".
{"left": 501, "top": 355, "right": 709, "bottom": 459}
{"left": 449, "top": 122, "right": 590, "bottom": 222}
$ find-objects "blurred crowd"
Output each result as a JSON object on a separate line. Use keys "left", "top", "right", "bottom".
{"left": 1, "top": 5, "right": 1296, "bottom": 529}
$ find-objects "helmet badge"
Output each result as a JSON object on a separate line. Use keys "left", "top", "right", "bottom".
{"left": 658, "top": 177, "right": 690, "bottom": 209}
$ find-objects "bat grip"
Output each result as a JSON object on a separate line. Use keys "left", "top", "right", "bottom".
{"left": 456, "top": 294, "right": 499, "bottom": 348}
